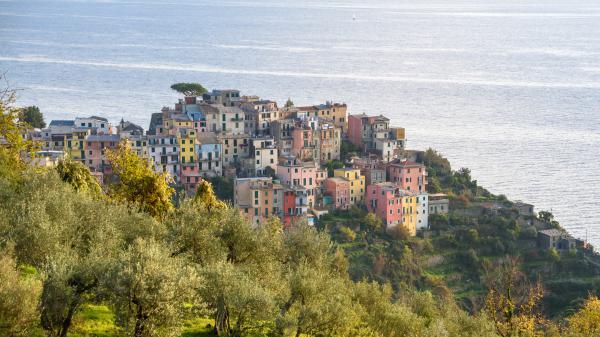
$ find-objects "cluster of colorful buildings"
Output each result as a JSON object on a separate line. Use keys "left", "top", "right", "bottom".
{"left": 31, "top": 87, "right": 447, "bottom": 236}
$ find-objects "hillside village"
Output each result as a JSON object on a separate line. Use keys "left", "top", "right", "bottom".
{"left": 5, "top": 85, "right": 600, "bottom": 336}
{"left": 31, "top": 87, "right": 439, "bottom": 236}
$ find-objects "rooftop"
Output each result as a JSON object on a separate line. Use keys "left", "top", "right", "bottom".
{"left": 49, "top": 120, "right": 75, "bottom": 127}
{"left": 89, "top": 115, "right": 109, "bottom": 122}
{"left": 87, "top": 134, "right": 121, "bottom": 142}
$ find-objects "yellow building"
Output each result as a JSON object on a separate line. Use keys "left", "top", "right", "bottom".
{"left": 177, "top": 128, "right": 197, "bottom": 164}
{"left": 298, "top": 102, "right": 348, "bottom": 132}
{"left": 163, "top": 114, "right": 193, "bottom": 135}
{"left": 64, "top": 129, "right": 90, "bottom": 162}
{"left": 401, "top": 194, "right": 418, "bottom": 236}
{"left": 333, "top": 168, "right": 365, "bottom": 205}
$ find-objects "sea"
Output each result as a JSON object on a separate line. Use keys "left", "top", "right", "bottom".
{"left": 1, "top": 0, "right": 599, "bottom": 246}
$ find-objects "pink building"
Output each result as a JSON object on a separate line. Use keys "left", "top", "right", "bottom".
{"left": 348, "top": 114, "right": 389, "bottom": 150}
{"left": 276, "top": 157, "right": 317, "bottom": 207}
{"left": 366, "top": 182, "right": 417, "bottom": 235}
{"left": 324, "top": 177, "right": 350, "bottom": 210}
{"left": 386, "top": 160, "right": 427, "bottom": 193}
{"left": 180, "top": 163, "right": 202, "bottom": 194}
{"left": 85, "top": 134, "right": 120, "bottom": 174}
{"left": 291, "top": 126, "right": 315, "bottom": 161}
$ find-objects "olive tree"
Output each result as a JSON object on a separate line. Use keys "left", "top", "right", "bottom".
{"left": 106, "top": 238, "right": 200, "bottom": 337}
{"left": 0, "top": 247, "right": 42, "bottom": 337}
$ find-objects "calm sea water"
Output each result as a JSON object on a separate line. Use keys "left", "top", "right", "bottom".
{"left": 1, "top": 0, "right": 599, "bottom": 245}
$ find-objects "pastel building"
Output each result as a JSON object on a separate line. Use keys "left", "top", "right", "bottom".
{"left": 162, "top": 113, "right": 193, "bottom": 135}
{"left": 366, "top": 182, "right": 418, "bottom": 236}
{"left": 180, "top": 163, "right": 202, "bottom": 194}
{"left": 386, "top": 160, "right": 427, "bottom": 193}
{"left": 250, "top": 137, "right": 278, "bottom": 176}
{"left": 416, "top": 193, "right": 429, "bottom": 230}
{"left": 333, "top": 168, "right": 365, "bottom": 205}
{"left": 204, "top": 104, "right": 246, "bottom": 135}
{"left": 219, "top": 133, "right": 250, "bottom": 167}
{"left": 315, "top": 122, "right": 341, "bottom": 163}
{"left": 271, "top": 119, "right": 295, "bottom": 157}
{"left": 348, "top": 114, "right": 390, "bottom": 150}
{"left": 74, "top": 116, "right": 113, "bottom": 135}
{"left": 283, "top": 186, "right": 310, "bottom": 225}
{"left": 234, "top": 177, "right": 274, "bottom": 226}
{"left": 429, "top": 193, "right": 449, "bottom": 215}
{"left": 177, "top": 128, "right": 197, "bottom": 164}
{"left": 85, "top": 134, "right": 120, "bottom": 173}
{"left": 291, "top": 125, "right": 316, "bottom": 162}
{"left": 148, "top": 135, "right": 179, "bottom": 181}
{"left": 297, "top": 102, "right": 348, "bottom": 132}
{"left": 203, "top": 89, "right": 241, "bottom": 107}
{"left": 240, "top": 99, "right": 279, "bottom": 136}
{"left": 347, "top": 114, "right": 405, "bottom": 161}
{"left": 45, "top": 120, "right": 75, "bottom": 136}
{"left": 324, "top": 177, "right": 350, "bottom": 210}
{"left": 64, "top": 128, "right": 91, "bottom": 162}
{"left": 196, "top": 141, "right": 222, "bottom": 177}
{"left": 276, "top": 157, "right": 318, "bottom": 208}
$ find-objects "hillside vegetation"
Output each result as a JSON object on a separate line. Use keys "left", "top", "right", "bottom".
{"left": 1, "top": 91, "right": 600, "bottom": 337}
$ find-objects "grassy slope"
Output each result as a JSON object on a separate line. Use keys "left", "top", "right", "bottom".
{"left": 319, "top": 204, "right": 600, "bottom": 318}
{"left": 68, "top": 304, "right": 213, "bottom": 337}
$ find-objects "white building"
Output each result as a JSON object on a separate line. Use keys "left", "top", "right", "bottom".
{"left": 74, "top": 116, "right": 113, "bottom": 135}
{"left": 416, "top": 193, "right": 429, "bottom": 230}
{"left": 251, "top": 137, "right": 278, "bottom": 176}
{"left": 147, "top": 135, "right": 179, "bottom": 182}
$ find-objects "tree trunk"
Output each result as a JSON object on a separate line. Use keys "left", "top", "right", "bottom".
{"left": 214, "top": 297, "right": 230, "bottom": 336}
{"left": 58, "top": 293, "right": 80, "bottom": 337}
{"left": 134, "top": 304, "right": 145, "bottom": 337}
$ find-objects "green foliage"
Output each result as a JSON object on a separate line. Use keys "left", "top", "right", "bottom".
{"left": 566, "top": 295, "right": 600, "bottom": 336}
{"left": 0, "top": 246, "right": 42, "bottom": 337}
{"left": 325, "top": 159, "right": 344, "bottom": 177}
{"left": 339, "top": 226, "right": 357, "bottom": 242}
{"left": 4, "top": 101, "right": 599, "bottom": 337}
{"left": 107, "top": 238, "right": 200, "bottom": 337}
{"left": 56, "top": 159, "right": 102, "bottom": 195}
{"left": 19, "top": 105, "right": 45, "bottom": 128}
{"left": 194, "top": 180, "right": 226, "bottom": 211}
{"left": 422, "top": 149, "right": 485, "bottom": 200}
{"left": 106, "top": 141, "right": 175, "bottom": 219}
{"left": 484, "top": 257, "right": 545, "bottom": 337}
{"left": 0, "top": 84, "right": 35, "bottom": 184}
{"left": 170, "top": 83, "right": 208, "bottom": 97}
{"left": 539, "top": 211, "right": 561, "bottom": 229}
{"left": 70, "top": 304, "right": 121, "bottom": 337}
{"left": 340, "top": 139, "right": 361, "bottom": 161}
{"left": 206, "top": 176, "right": 234, "bottom": 202}
{"left": 284, "top": 98, "right": 294, "bottom": 108}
